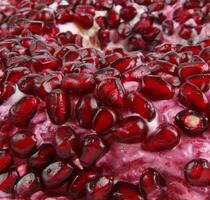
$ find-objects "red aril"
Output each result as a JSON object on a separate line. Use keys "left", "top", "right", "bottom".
{"left": 120, "top": 6, "right": 137, "bottom": 22}
{"left": 10, "top": 130, "right": 37, "bottom": 158}
{"left": 9, "top": 95, "right": 38, "bottom": 128}
{"left": 111, "top": 116, "right": 148, "bottom": 143}
{"left": 143, "top": 124, "right": 180, "bottom": 151}
{"left": 107, "top": 9, "right": 120, "bottom": 28}
{"left": 111, "top": 57, "right": 136, "bottom": 73}
{"left": 0, "top": 81, "right": 15, "bottom": 104}
{"left": 0, "top": 150, "right": 13, "bottom": 173}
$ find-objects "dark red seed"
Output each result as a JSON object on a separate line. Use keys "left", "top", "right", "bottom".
{"left": 15, "top": 173, "right": 41, "bottom": 197}
{"left": 162, "top": 20, "right": 174, "bottom": 35}
{"left": 9, "top": 95, "right": 38, "bottom": 128}
{"left": 184, "top": 159, "right": 210, "bottom": 186}
{"left": 86, "top": 176, "right": 113, "bottom": 200}
{"left": 46, "top": 89, "right": 69, "bottom": 125}
{"left": 161, "top": 51, "right": 180, "bottom": 65}
{"left": 178, "top": 61, "right": 208, "bottom": 79}
{"left": 80, "top": 135, "right": 107, "bottom": 168}
{"left": 178, "top": 82, "right": 209, "bottom": 112}
{"left": 175, "top": 110, "right": 208, "bottom": 136}
{"left": 75, "top": 13, "right": 93, "bottom": 29}
{"left": 127, "top": 91, "right": 156, "bottom": 121}
{"left": 186, "top": 74, "right": 210, "bottom": 92}
{"left": 0, "top": 150, "right": 13, "bottom": 173}
{"left": 117, "top": 22, "right": 132, "bottom": 40}
{"left": 0, "top": 170, "right": 19, "bottom": 193}
{"left": 111, "top": 57, "right": 136, "bottom": 73}
{"left": 61, "top": 73, "right": 95, "bottom": 93}
{"left": 178, "top": 45, "right": 202, "bottom": 55}
{"left": 93, "top": 107, "right": 116, "bottom": 134}
{"left": 139, "top": 168, "right": 166, "bottom": 195}
{"left": 28, "top": 144, "right": 55, "bottom": 169}
{"left": 107, "top": 9, "right": 120, "bottom": 28}
{"left": 200, "top": 47, "right": 210, "bottom": 62}
{"left": 98, "top": 28, "right": 110, "bottom": 49}
{"left": 10, "top": 130, "right": 37, "bottom": 158}
{"left": 42, "top": 161, "right": 73, "bottom": 188}
{"left": 120, "top": 6, "right": 137, "bottom": 21}
{"left": 75, "top": 5, "right": 95, "bottom": 16}
{"left": 141, "top": 75, "right": 174, "bottom": 101}
{"left": 97, "top": 78, "right": 125, "bottom": 108}
{"left": 76, "top": 95, "right": 98, "bottom": 128}
{"left": 111, "top": 116, "right": 148, "bottom": 144}
{"left": 0, "top": 82, "right": 15, "bottom": 104}
{"left": 112, "top": 181, "right": 144, "bottom": 200}
{"left": 68, "top": 169, "right": 97, "bottom": 198}
{"left": 143, "top": 124, "right": 180, "bottom": 151}
{"left": 55, "top": 126, "right": 80, "bottom": 160}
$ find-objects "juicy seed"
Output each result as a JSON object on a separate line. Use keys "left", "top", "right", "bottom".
{"left": 0, "top": 150, "right": 13, "bottom": 173}
{"left": 86, "top": 176, "right": 113, "bottom": 200}
{"left": 111, "top": 116, "right": 148, "bottom": 143}
{"left": 139, "top": 168, "right": 166, "bottom": 194}
{"left": 46, "top": 89, "right": 69, "bottom": 125}
{"left": 184, "top": 159, "right": 210, "bottom": 186}
{"left": 42, "top": 161, "right": 73, "bottom": 188}
{"left": 143, "top": 124, "right": 180, "bottom": 151}
{"left": 10, "top": 130, "right": 37, "bottom": 158}
{"left": 9, "top": 96, "right": 38, "bottom": 128}
{"left": 175, "top": 110, "right": 208, "bottom": 136}
{"left": 15, "top": 173, "right": 41, "bottom": 197}
{"left": 79, "top": 135, "right": 108, "bottom": 168}
{"left": 141, "top": 75, "right": 174, "bottom": 101}
{"left": 0, "top": 82, "right": 15, "bottom": 104}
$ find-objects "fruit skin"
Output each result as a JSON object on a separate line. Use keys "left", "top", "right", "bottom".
{"left": 175, "top": 109, "right": 208, "bottom": 136}
{"left": 178, "top": 82, "right": 209, "bottom": 112}
{"left": 112, "top": 181, "right": 144, "bottom": 200}
{"left": 46, "top": 89, "right": 69, "bottom": 125}
{"left": 9, "top": 95, "right": 38, "bottom": 128}
{"left": 184, "top": 159, "right": 210, "bottom": 186}
{"left": 143, "top": 124, "right": 180, "bottom": 151}
{"left": 141, "top": 75, "right": 174, "bottom": 101}
{"left": 111, "top": 116, "right": 148, "bottom": 144}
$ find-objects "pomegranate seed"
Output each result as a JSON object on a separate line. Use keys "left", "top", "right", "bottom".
{"left": 9, "top": 96, "right": 38, "bottom": 128}
{"left": 76, "top": 95, "right": 98, "bottom": 128}
{"left": 86, "top": 176, "right": 113, "bottom": 200}
{"left": 179, "top": 26, "right": 193, "bottom": 40}
{"left": 175, "top": 109, "right": 208, "bottom": 136}
{"left": 15, "top": 173, "right": 41, "bottom": 197}
{"left": 34, "top": 72, "right": 63, "bottom": 100}
{"left": 141, "top": 75, "right": 174, "bottom": 101}
{"left": 17, "top": 74, "right": 41, "bottom": 95}
{"left": 93, "top": 106, "right": 116, "bottom": 134}
{"left": 173, "top": 8, "right": 191, "bottom": 24}
{"left": 184, "top": 159, "right": 210, "bottom": 186}
{"left": 134, "top": 0, "right": 153, "bottom": 5}
{"left": 111, "top": 57, "right": 135, "bottom": 73}
{"left": 178, "top": 61, "right": 208, "bottom": 79}
{"left": 179, "top": 45, "right": 202, "bottom": 55}
{"left": 61, "top": 73, "right": 95, "bottom": 94}
{"left": 0, "top": 150, "right": 13, "bottom": 173}
{"left": 133, "top": 16, "right": 154, "bottom": 34}
{"left": 0, "top": 82, "right": 15, "bottom": 104}
{"left": 97, "top": 78, "right": 125, "bottom": 108}
{"left": 0, "top": 170, "right": 19, "bottom": 193}
{"left": 149, "top": 1, "right": 164, "bottom": 12}
{"left": 57, "top": 31, "right": 73, "bottom": 45}
{"left": 68, "top": 169, "right": 97, "bottom": 198}
{"left": 112, "top": 181, "right": 144, "bottom": 200}
{"left": 143, "top": 124, "right": 180, "bottom": 151}
{"left": 117, "top": 22, "right": 132, "bottom": 40}
{"left": 26, "top": 20, "right": 44, "bottom": 34}
{"left": 162, "top": 20, "right": 174, "bottom": 35}
{"left": 96, "top": 16, "right": 107, "bottom": 29}
{"left": 55, "top": 126, "right": 80, "bottom": 160}
{"left": 42, "top": 161, "right": 73, "bottom": 188}
{"left": 200, "top": 47, "right": 210, "bottom": 62}
{"left": 178, "top": 82, "right": 209, "bottom": 112}
{"left": 122, "top": 65, "right": 151, "bottom": 82}
{"left": 75, "top": 5, "right": 95, "bottom": 16}
{"left": 80, "top": 135, "right": 107, "bottom": 168}
{"left": 98, "top": 28, "right": 110, "bottom": 49}
{"left": 107, "top": 9, "right": 120, "bottom": 28}
{"left": 183, "top": 0, "right": 203, "bottom": 9}
{"left": 111, "top": 116, "right": 148, "bottom": 143}
{"left": 56, "top": 6, "right": 74, "bottom": 24}
{"left": 139, "top": 168, "right": 165, "bottom": 195}
{"left": 127, "top": 91, "right": 156, "bottom": 121}
{"left": 153, "top": 43, "right": 179, "bottom": 53}
{"left": 75, "top": 13, "right": 93, "bottom": 29}
{"left": 28, "top": 144, "right": 55, "bottom": 169}
{"left": 10, "top": 130, "right": 37, "bottom": 158}
{"left": 95, "top": 0, "right": 113, "bottom": 10}
{"left": 46, "top": 89, "right": 69, "bottom": 125}
{"left": 161, "top": 51, "right": 180, "bottom": 65}
{"left": 186, "top": 74, "right": 210, "bottom": 92}
{"left": 120, "top": 6, "right": 137, "bottom": 21}
{"left": 5, "top": 67, "right": 30, "bottom": 84}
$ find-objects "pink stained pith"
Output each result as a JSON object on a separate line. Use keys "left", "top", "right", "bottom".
{"left": 0, "top": 0, "right": 209, "bottom": 200}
